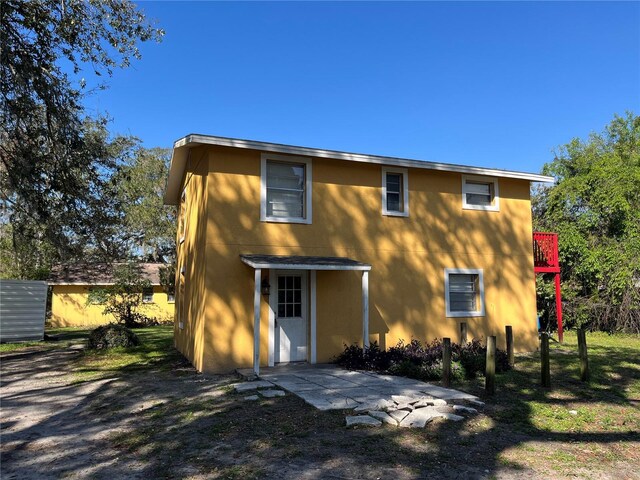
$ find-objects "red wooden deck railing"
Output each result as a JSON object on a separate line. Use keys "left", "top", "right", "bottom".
{"left": 533, "top": 232, "right": 560, "bottom": 273}
{"left": 533, "top": 232, "right": 563, "bottom": 342}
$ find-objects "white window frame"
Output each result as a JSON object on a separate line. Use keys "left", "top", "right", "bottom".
{"left": 260, "top": 153, "right": 312, "bottom": 224}
{"left": 462, "top": 175, "right": 500, "bottom": 211}
{"left": 382, "top": 167, "right": 409, "bottom": 217}
{"left": 444, "top": 268, "right": 485, "bottom": 317}
{"left": 142, "top": 287, "right": 154, "bottom": 304}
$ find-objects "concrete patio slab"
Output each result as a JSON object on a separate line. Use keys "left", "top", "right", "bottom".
{"left": 258, "top": 364, "right": 479, "bottom": 412}
{"left": 232, "top": 380, "right": 274, "bottom": 393}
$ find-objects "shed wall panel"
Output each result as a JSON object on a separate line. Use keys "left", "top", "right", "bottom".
{"left": 0, "top": 280, "right": 47, "bottom": 342}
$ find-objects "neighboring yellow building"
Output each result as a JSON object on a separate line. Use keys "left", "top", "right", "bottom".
{"left": 49, "top": 263, "right": 175, "bottom": 327}
{"left": 163, "top": 135, "right": 554, "bottom": 374}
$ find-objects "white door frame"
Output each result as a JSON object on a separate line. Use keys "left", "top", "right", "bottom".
{"left": 268, "top": 269, "right": 317, "bottom": 366}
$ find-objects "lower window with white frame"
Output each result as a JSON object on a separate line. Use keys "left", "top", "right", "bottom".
{"left": 444, "top": 268, "right": 485, "bottom": 317}
{"left": 142, "top": 287, "right": 154, "bottom": 304}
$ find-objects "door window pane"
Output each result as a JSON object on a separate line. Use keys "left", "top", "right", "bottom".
{"left": 277, "top": 275, "right": 303, "bottom": 318}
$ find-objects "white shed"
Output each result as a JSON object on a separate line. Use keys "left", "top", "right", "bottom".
{"left": 0, "top": 280, "right": 47, "bottom": 342}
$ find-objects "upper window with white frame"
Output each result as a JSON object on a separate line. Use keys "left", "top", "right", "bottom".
{"left": 382, "top": 167, "right": 409, "bottom": 217}
{"left": 261, "top": 154, "right": 312, "bottom": 224}
{"left": 444, "top": 268, "right": 485, "bottom": 317}
{"left": 462, "top": 175, "right": 499, "bottom": 211}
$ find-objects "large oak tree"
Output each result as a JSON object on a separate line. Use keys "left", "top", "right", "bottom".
{"left": 0, "top": 1, "right": 164, "bottom": 277}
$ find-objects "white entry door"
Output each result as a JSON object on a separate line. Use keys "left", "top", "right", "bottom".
{"left": 274, "top": 272, "right": 308, "bottom": 363}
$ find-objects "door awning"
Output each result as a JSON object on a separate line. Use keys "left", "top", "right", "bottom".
{"left": 240, "top": 254, "right": 371, "bottom": 271}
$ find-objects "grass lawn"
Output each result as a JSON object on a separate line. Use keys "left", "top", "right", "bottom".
{"left": 0, "top": 327, "right": 90, "bottom": 353}
{"left": 449, "top": 330, "right": 640, "bottom": 476}
{"left": 3, "top": 326, "right": 638, "bottom": 478}
{"left": 0, "top": 325, "right": 179, "bottom": 380}
{"left": 70, "top": 325, "right": 182, "bottom": 382}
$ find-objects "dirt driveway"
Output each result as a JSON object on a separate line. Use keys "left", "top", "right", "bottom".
{"left": 1, "top": 346, "right": 227, "bottom": 479}
{"left": 2, "top": 337, "right": 638, "bottom": 480}
{"left": 0, "top": 345, "right": 495, "bottom": 479}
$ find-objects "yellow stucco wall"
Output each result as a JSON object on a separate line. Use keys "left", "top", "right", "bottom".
{"left": 177, "top": 145, "right": 538, "bottom": 373}
{"left": 173, "top": 147, "right": 209, "bottom": 371}
{"left": 50, "top": 285, "right": 175, "bottom": 327}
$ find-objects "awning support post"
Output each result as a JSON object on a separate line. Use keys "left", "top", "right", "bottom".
{"left": 362, "top": 270, "right": 369, "bottom": 350}
{"left": 310, "top": 270, "right": 317, "bottom": 364}
{"left": 253, "top": 268, "right": 261, "bottom": 376}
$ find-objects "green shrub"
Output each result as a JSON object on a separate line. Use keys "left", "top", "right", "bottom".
{"left": 335, "top": 337, "right": 510, "bottom": 381}
{"left": 459, "top": 339, "right": 511, "bottom": 378}
{"left": 388, "top": 359, "right": 422, "bottom": 379}
{"left": 335, "top": 343, "right": 366, "bottom": 370}
{"left": 88, "top": 323, "right": 140, "bottom": 350}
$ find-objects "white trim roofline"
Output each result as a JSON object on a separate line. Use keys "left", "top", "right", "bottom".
{"left": 240, "top": 258, "right": 371, "bottom": 272}
{"left": 164, "top": 134, "right": 554, "bottom": 204}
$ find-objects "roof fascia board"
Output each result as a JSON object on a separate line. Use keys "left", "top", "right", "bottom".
{"left": 174, "top": 134, "right": 555, "bottom": 183}
{"left": 164, "top": 144, "right": 190, "bottom": 205}
{"left": 240, "top": 258, "right": 371, "bottom": 271}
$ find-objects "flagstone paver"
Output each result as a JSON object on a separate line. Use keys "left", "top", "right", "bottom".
{"left": 400, "top": 408, "right": 436, "bottom": 428}
{"left": 251, "top": 365, "right": 480, "bottom": 428}
{"left": 345, "top": 415, "right": 382, "bottom": 427}
{"left": 259, "top": 389, "right": 285, "bottom": 398}
{"left": 453, "top": 405, "right": 478, "bottom": 414}
{"left": 388, "top": 409, "right": 410, "bottom": 423}
{"left": 368, "top": 410, "right": 398, "bottom": 425}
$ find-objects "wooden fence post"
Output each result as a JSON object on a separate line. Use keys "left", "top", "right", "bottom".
{"left": 540, "top": 334, "right": 551, "bottom": 387}
{"left": 485, "top": 336, "right": 496, "bottom": 395}
{"left": 506, "top": 325, "right": 514, "bottom": 367}
{"left": 460, "top": 322, "right": 468, "bottom": 345}
{"left": 442, "top": 337, "right": 451, "bottom": 387}
{"left": 577, "top": 329, "right": 590, "bottom": 382}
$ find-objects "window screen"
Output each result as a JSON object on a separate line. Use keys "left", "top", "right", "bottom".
{"left": 267, "top": 161, "right": 306, "bottom": 219}
{"left": 465, "top": 181, "right": 493, "bottom": 206}
{"left": 386, "top": 172, "right": 404, "bottom": 212}
{"left": 449, "top": 274, "right": 478, "bottom": 312}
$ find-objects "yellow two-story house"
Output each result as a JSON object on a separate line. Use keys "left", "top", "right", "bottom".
{"left": 164, "top": 135, "right": 553, "bottom": 375}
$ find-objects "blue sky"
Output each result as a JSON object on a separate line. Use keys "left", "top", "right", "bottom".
{"left": 84, "top": 1, "right": 640, "bottom": 174}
